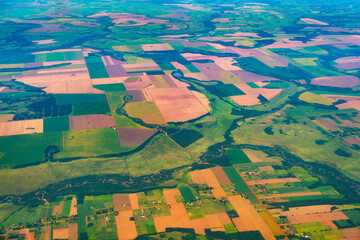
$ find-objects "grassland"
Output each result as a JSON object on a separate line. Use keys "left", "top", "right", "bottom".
{"left": 231, "top": 121, "right": 360, "bottom": 181}
{"left": 0, "top": 132, "right": 63, "bottom": 167}
{"left": 54, "top": 128, "right": 133, "bottom": 159}
{"left": 0, "top": 133, "right": 192, "bottom": 195}
{"left": 215, "top": 84, "right": 245, "bottom": 97}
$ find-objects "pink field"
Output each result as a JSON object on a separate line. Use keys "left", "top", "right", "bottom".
{"left": 261, "top": 191, "right": 322, "bottom": 199}
{"left": 286, "top": 211, "right": 348, "bottom": 224}
{"left": 231, "top": 94, "right": 261, "bottom": 106}
{"left": 0, "top": 119, "right": 43, "bottom": 136}
{"left": 89, "top": 12, "right": 168, "bottom": 26}
{"left": 123, "top": 62, "right": 161, "bottom": 72}
{"left": 300, "top": 18, "right": 328, "bottom": 25}
{"left": 15, "top": 71, "right": 103, "bottom": 94}
{"left": 142, "top": 43, "right": 173, "bottom": 51}
{"left": 69, "top": 114, "right": 115, "bottom": 130}
{"left": 53, "top": 228, "right": 68, "bottom": 239}
{"left": 311, "top": 76, "right": 360, "bottom": 88}
{"left": 91, "top": 77, "right": 127, "bottom": 85}
{"left": 316, "top": 118, "right": 338, "bottom": 131}
{"left": 334, "top": 56, "right": 360, "bottom": 69}
{"left": 145, "top": 87, "right": 209, "bottom": 122}
{"left": 0, "top": 114, "right": 14, "bottom": 123}
{"left": 231, "top": 70, "right": 278, "bottom": 82}
{"left": 247, "top": 178, "right": 300, "bottom": 185}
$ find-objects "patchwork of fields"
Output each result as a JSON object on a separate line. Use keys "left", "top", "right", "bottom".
{"left": 1, "top": 0, "right": 360, "bottom": 239}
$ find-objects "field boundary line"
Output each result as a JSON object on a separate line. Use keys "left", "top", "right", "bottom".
{"left": 235, "top": 167, "right": 289, "bottom": 240}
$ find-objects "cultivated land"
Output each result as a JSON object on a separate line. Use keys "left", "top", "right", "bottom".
{"left": 1, "top": 0, "right": 360, "bottom": 239}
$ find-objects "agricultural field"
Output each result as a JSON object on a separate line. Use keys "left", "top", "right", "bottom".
{"left": 1, "top": 0, "right": 360, "bottom": 239}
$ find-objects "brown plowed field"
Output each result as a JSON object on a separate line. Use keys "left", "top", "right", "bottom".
{"left": 212, "top": 166, "right": 231, "bottom": 185}
{"left": 117, "top": 127, "right": 156, "bottom": 146}
{"left": 69, "top": 114, "right": 115, "bottom": 130}
{"left": 113, "top": 194, "right": 132, "bottom": 212}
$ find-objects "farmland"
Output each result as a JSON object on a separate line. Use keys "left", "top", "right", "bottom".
{"left": 1, "top": 0, "right": 360, "bottom": 239}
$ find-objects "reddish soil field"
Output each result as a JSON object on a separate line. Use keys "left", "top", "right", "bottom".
{"left": 113, "top": 194, "right": 132, "bottom": 212}
{"left": 42, "top": 226, "right": 51, "bottom": 240}
{"left": 153, "top": 203, "right": 192, "bottom": 232}
{"left": 129, "top": 193, "right": 139, "bottom": 210}
{"left": 52, "top": 201, "right": 64, "bottom": 216}
{"left": 163, "top": 189, "right": 181, "bottom": 205}
{"left": 341, "top": 227, "right": 360, "bottom": 239}
{"left": 25, "top": 232, "right": 34, "bottom": 240}
{"left": 69, "top": 198, "right": 77, "bottom": 216}
{"left": 68, "top": 223, "right": 78, "bottom": 240}
{"left": 212, "top": 166, "right": 232, "bottom": 185}
{"left": 69, "top": 114, "right": 115, "bottom": 131}
{"left": 286, "top": 212, "right": 348, "bottom": 224}
{"left": 189, "top": 170, "right": 207, "bottom": 184}
{"left": 199, "top": 168, "right": 227, "bottom": 198}
{"left": 247, "top": 178, "right": 300, "bottom": 185}
{"left": 115, "top": 210, "right": 137, "bottom": 240}
{"left": 53, "top": 228, "right": 69, "bottom": 239}
{"left": 117, "top": 127, "right": 157, "bottom": 146}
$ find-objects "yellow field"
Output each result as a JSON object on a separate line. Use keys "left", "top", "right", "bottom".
{"left": 124, "top": 101, "right": 166, "bottom": 125}
{"left": 259, "top": 211, "right": 284, "bottom": 236}
{"left": 299, "top": 92, "right": 335, "bottom": 105}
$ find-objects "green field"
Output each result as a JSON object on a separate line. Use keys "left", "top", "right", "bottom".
{"left": 1, "top": 205, "right": 44, "bottom": 227}
{"left": 246, "top": 82, "right": 260, "bottom": 88}
{"left": 55, "top": 128, "right": 133, "bottom": 159}
{"left": 170, "top": 129, "right": 204, "bottom": 148}
{"left": 227, "top": 149, "right": 252, "bottom": 164}
{"left": 35, "top": 51, "right": 84, "bottom": 62}
{"left": 343, "top": 209, "right": 360, "bottom": 226}
{"left": 93, "top": 83, "right": 127, "bottom": 92}
{"left": 0, "top": 132, "right": 63, "bottom": 167}
{"left": 85, "top": 55, "right": 109, "bottom": 79}
{"left": 179, "top": 186, "right": 196, "bottom": 202}
{"left": 223, "top": 167, "right": 251, "bottom": 194}
{"left": 55, "top": 94, "right": 109, "bottom": 105}
{"left": 293, "top": 222, "right": 344, "bottom": 239}
{"left": 263, "top": 81, "right": 290, "bottom": 89}
{"left": 73, "top": 100, "right": 111, "bottom": 115}
{"left": 43, "top": 116, "right": 70, "bottom": 132}
{"left": 215, "top": 84, "right": 245, "bottom": 97}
